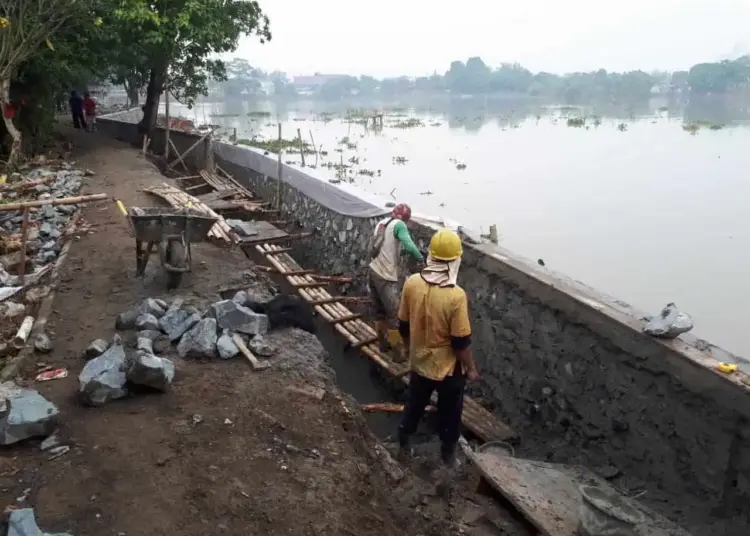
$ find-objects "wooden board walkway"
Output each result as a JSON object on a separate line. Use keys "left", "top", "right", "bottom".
{"left": 144, "top": 182, "right": 235, "bottom": 243}
{"left": 254, "top": 241, "right": 517, "bottom": 443}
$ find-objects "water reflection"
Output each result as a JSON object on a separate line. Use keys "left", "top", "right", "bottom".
{"left": 165, "top": 95, "right": 750, "bottom": 359}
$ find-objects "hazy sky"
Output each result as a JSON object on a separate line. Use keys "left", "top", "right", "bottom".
{"left": 232, "top": 0, "right": 750, "bottom": 78}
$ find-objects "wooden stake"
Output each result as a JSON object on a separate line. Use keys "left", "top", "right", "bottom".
{"left": 17, "top": 208, "right": 28, "bottom": 285}
{"left": 309, "top": 129, "right": 318, "bottom": 166}
{"left": 0, "top": 193, "right": 107, "bottom": 212}
{"left": 297, "top": 127, "right": 306, "bottom": 167}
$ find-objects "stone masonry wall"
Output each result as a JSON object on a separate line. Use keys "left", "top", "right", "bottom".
{"left": 98, "top": 118, "right": 750, "bottom": 534}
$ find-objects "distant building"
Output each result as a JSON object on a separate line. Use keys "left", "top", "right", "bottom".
{"left": 292, "top": 73, "right": 346, "bottom": 95}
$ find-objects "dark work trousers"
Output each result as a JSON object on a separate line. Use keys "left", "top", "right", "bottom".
{"left": 398, "top": 367, "right": 466, "bottom": 456}
{"left": 72, "top": 111, "right": 87, "bottom": 130}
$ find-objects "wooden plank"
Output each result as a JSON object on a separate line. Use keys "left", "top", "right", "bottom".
{"left": 470, "top": 452, "right": 690, "bottom": 536}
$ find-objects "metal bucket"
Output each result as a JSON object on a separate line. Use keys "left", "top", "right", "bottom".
{"left": 578, "top": 485, "right": 646, "bottom": 536}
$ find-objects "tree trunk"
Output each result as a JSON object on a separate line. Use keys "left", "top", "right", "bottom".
{"left": 0, "top": 77, "right": 22, "bottom": 170}
{"left": 139, "top": 66, "right": 166, "bottom": 139}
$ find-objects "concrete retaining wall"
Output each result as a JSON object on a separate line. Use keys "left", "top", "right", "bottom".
{"left": 98, "top": 114, "right": 750, "bottom": 533}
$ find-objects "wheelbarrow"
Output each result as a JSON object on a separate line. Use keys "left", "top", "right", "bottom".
{"left": 117, "top": 202, "right": 218, "bottom": 289}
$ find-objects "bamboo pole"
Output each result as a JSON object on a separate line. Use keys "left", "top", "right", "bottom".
{"left": 13, "top": 316, "right": 34, "bottom": 349}
{"left": 276, "top": 123, "right": 282, "bottom": 212}
{"left": 166, "top": 128, "right": 218, "bottom": 172}
{"left": 17, "top": 208, "right": 28, "bottom": 285}
{"left": 0, "top": 176, "right": 55, "bottom": 192}
{"left": 309, "top": 129, "right": 319, "bottom": 167}
{"left": 0, "top": 193, "right": 107, "bottom": 212}
{"left": 169, "top": 138, "right": 189, "bottom": 172}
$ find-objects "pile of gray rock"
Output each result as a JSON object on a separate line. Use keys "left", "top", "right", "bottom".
{"left": 0, "top": 163, "right": 88, "bottom": 295}
{"left": 80, "top": 293, "right": 277, "bottom": 406}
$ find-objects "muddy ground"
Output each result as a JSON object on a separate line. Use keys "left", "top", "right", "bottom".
{"left": 0, "top": 129, "right": 530, "bottom": 536}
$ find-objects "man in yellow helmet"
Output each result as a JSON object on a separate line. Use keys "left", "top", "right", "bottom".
{"left": 396, "top": 228, "right": 479, "bottom": 467}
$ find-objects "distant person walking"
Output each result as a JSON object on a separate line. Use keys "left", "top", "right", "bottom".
{"left": 69, "top": 91, "right": 86, "bottom": 130}
{"left": 368, "top": 203, "right": 424, "bottom": 362}
{"left": 83, "top": 92, "right": 97, "bottom": 131}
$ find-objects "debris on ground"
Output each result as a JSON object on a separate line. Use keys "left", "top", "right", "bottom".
{"left": 644, "top": 302, "right": 694, "bottom": 339}
{"left": 78, "top": 335, "right": 128, "bottom": 406}
{"left": 0, "top": 382, "right": 59, "bottom": 445}
{"left": 7, "top": 508, "right": 73, "bottom": 536}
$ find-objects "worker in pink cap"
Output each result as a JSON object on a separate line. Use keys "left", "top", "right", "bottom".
{"left": 368, "top": 203, "right": 424, "bottom": 361}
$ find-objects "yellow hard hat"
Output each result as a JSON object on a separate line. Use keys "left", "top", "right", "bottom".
{"left": 429, "top": 228, "right": 463, "bottom": 261}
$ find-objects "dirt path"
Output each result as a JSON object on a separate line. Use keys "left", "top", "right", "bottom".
{"left": 0, "top": 130, "right": 505, "bottom": 536}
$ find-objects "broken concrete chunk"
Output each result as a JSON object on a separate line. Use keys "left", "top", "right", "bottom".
{"left": 166, "top": 311, "right": 201, "bottom": 343}
{"left": 210, "top": 300, "right": 268, "bottom": 336}
{"left": 154, "top": 298, "right": 168, "bottom": 310}
{"left": 115, "top": 309, "right": 138, "bottom": 330}
{"left": 0, "top": 301, "right": 25, "bottom": 318}
{"left": 78, "top": 336, "right": 128, "bottom": 406}
{"left": 135, "top": 313, "right": 160, "bottom": 332}
{"left": 126, "top": 350, "right": 175, "bottom": 392}
{"left": 40, "top": 433, "right": 60, "bottom": 451}
{"left": 644, "top": 302, "right": 694, "bottom": 339}
{"left": 33, "top": 332, "right": 53, "bottom": 354}
{"left": 138, "top": 298, "right": 167, "bottom": 318}
{"left": 83, "top": 338, "right": 109, "bottom": 359}
{"left": 177, "top": 318, "right": 217, "bottom": 359}
{"left": 0, "top": 382, "right": 59, "bottom": 445}
{"left": 248, "top": 335, "right": 275, "bottom": 358}
{"left": 8, "top": 508, "right": 73, "bottom": 536}
{"left": 137, "top": 329, "right": 161, "bottom": 341}
{"left": 137, "top": 337, "right": 154, "bottom": 354}
{"left": 231, "top": 290, "right": 248, "bottom": 307}
{"left": 216, "top": 329, "right": 239, "bottom": 360}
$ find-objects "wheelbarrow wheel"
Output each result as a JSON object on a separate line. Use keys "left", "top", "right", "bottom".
{"left": 165, "top": 240, "right": 186, "bottom": 289}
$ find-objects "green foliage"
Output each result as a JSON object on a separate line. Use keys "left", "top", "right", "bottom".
{"left": 110, "top": 0, "right": 271, "bottom": 106}
{"left": 687, "top": 57, "right": 750, "bottom": 95}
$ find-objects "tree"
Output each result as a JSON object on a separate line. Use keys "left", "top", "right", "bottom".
{"left": 0, "top": 0, "right": 89, "bottom": 167}
{"left": 112, "top": 0, "right": 271, "bottom": 138}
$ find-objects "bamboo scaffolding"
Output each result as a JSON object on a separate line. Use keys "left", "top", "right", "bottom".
{"left": 252, "top": 241, "right": 517, "bottom": 443}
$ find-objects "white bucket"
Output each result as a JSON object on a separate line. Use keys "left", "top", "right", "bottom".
{"left": 578, "top": 485, "right": 646, "bottom": 536}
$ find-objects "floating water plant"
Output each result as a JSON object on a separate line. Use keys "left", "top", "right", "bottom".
{"left": 567, "top": 117, "right": 585, "bottom": 127}
{"left": 245, "top": 138, "right": 315, "bottom": 154}
{"left": 391, "top": 118, "right": 424, "bottom": 129}
{"left": 359, "top": 169, "right": 376, "bottom": 177}
{"left": 210, "top": 113, "right": 240, "bottom": 118}
{"left": 392, "top": 156, "right": 408, "bottom": 164}
{"left": 456, "top": 163, "right": 467, "bottom": 170}
{"left": 617, "top": 123, "right": 628, "bottom": 131}
{"left": 247, "top": 111, "right": 271, "bottom": 118}
{"left": 682, "top": 123, "right": 700, "bottom": 135}
{"left": 338, "top": 136, "right": 358, "bottom": 150}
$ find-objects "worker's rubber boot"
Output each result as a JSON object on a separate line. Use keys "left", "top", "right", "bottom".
{"left": 397, "top": 431, "right": 414, "bottom": 462}
{"left": 441, "top": 443, "right": 459, "bottom": 469}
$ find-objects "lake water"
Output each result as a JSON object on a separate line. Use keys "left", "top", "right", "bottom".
{"left": 166, "top": 96, "right": 750, "bottom": 358}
